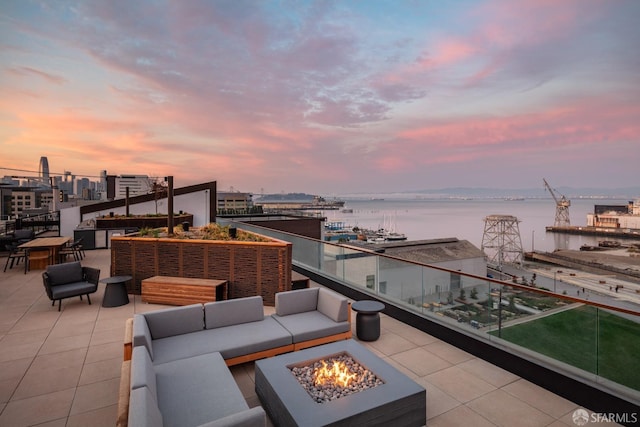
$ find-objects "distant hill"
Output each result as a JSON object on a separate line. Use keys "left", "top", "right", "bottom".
{"left": 340, "top": 187, "right": 640, "bottom": 200}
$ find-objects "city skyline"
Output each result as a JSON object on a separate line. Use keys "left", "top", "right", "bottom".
{"left": 1, "top": 1, "right": 639, "bottom": 194}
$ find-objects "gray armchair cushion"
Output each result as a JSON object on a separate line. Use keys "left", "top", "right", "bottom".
{"left": 204, "top": 296, "right": 264, "bottom": 329}
{"left": 129, "top": 386, "right": 164, "bottom": 427}
{"left": 317, "top": 288, "right": 349, "bottom": 322}
{"left": 45, "top": 261, "right": 83, "bottom": 286}
{"left": 143, "top": 304, "right": 204, "bottom": 339}
{"left": 131, "top": 346, "right": 158, "bottom": 399}
{"left": 274, "top": 287, "right": 318, "bottom": 316}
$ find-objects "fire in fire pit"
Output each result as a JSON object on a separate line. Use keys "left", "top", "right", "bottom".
{"left": 290, "top": 352, "right": 384, "bottom": 404}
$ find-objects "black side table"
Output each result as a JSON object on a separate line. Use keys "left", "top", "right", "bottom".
{"left": 100, "top": 275, "right": 132, "bottom": 307}
{"left": 352, "top": 300, "right": 385, "bottom": 341}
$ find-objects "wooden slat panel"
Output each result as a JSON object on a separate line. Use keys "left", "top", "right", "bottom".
{"left": 141, "top": 276, "right": 227, "bottom": 306}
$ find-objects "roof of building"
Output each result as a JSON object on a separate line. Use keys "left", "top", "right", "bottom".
{"left": 346, "top": 238, "right": 485, "bottom": 264}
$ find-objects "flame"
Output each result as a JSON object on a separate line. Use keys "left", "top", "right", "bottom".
{"left": 314, "top": 360, "right": 357, "bottom": 388}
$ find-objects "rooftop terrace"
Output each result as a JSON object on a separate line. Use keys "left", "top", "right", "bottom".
{"left": 1, "top": 248, "right": 612, "bottom": 426}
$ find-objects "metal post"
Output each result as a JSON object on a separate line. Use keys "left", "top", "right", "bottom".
{"left": 125, "top": 187, "right": 130, "bottom": 217}
{"left": 166, "top": 176, "right": 174, "bottom": 236}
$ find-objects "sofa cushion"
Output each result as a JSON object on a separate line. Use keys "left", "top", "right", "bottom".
{"left": 275, "top": 287, "right": 318, "bottom": 316}
{"left": 204, "top": 296, "right": 264, "bottom": 329}
{"left": 199, "top": 406, "right": 265, "bottom": 427}
{"left": 131, "top": 346, "right": 157, "bottom": 400}
{"left": 45, "top": 261, "right": 83, "bottom": 286}
{"left": 155, "top": 352, "right": 250, "bottom": 427}
{"left": 272, "top": 311, "right": 351, "bottom": 343}
{"left": 133, "top": 315, "right": 154, "bottom": 360}
{"left": 151, "top": 317, "right": 292, "bottom": 365}
{"left": 128, "top": 386, "right": 164, "bottom": 427}
{"left": 317, "top": 288, "right": 349, "bottom": 322}
{"left": 143, "top": 304, "right": 204, "bottom": 339}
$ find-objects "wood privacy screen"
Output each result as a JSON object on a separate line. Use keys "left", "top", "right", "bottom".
{"left": 110, "top": 235, "right": 292, "bottom": 305}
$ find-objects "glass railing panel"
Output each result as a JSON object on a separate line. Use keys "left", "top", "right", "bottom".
{"left": 375, "top": 256, "right": 423, "bottom": 305}
{"left": 595, "top": 307, "right": 640, "bottom": 392}
{"left": 486, "top": 284, "right": 599, "bottom": 380}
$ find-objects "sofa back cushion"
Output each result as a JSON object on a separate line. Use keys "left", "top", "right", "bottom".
{"left": 129, "top": 386, "right": 163, "bottom": 427}
{"left": 45, "top": 261, "right": 83, "bottom": 286}
{"left": 143, "top": 304, "right": 204, "bottom": 339}
{"left": 317, "top": 288, "right": 349, "bottom": 322}
{"left": 204, "top": 296, "right": 264, "bottom": 329}
{"left": 131, "top": 346, "right": 158, "bottom": 400}
{"left": 275, "top": 287, "right": 319, "bottom": 316}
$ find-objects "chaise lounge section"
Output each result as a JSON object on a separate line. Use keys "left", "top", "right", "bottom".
{"left": 129, "top": 346, "right": 265, "bottom": 427}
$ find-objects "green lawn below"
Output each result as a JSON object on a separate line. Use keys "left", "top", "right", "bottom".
{"left": 490, "top": 305, "right": 640, "bottom": 391}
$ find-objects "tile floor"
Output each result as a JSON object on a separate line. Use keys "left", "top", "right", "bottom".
{"left": 0, "top": 249, "right": 613, "bottom": 426}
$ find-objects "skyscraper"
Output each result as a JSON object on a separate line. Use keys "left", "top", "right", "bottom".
{"left": 38, "top": 156, "right": 50, "bottom": 183}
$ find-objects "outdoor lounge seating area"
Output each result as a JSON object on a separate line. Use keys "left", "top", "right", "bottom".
{"left": 0, "top": 248, "right": 600, "bottom": 426}
{"left": 121, "top": 288, "right": 351, "bottom": 426}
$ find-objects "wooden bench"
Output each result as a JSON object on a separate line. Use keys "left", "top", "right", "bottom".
{"left": 141, "top": 276, "right": 228, "bottom": 306}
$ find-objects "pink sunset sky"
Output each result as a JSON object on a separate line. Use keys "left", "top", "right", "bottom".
{"left": 1, "top": 0, "right": 639, "bottom": 194}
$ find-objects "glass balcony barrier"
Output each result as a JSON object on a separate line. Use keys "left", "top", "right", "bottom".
{"left": 229, "top": 221, "right": 640, "bottom": 402}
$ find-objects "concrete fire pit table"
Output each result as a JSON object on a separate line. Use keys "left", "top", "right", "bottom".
{"left": 255, "top": 340, "right": 426, "bottom": 426}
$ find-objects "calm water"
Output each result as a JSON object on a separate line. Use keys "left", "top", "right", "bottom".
{"left": 322, "top": 197, "right": 638, "bottom": 253}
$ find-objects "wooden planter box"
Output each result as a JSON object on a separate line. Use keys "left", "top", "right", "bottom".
{"left": 96, "top": 214, "right": 194, "bottom": 230}
{"left": 110, "top": 233, "right": 292, "bottom": 305}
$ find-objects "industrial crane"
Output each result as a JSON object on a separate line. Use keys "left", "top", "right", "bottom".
{"left": 543, "top": 178, "right": 571, "bottom": 227}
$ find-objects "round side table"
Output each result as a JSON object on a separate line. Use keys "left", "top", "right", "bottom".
{"left": 100, "top": 275, "right": 132, "bottom": 307}
{"left": 351, "top": 300, "right": 385, "bottom": 341}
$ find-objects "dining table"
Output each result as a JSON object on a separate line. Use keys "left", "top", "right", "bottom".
{"left": 18, "top": 237, "right": 72, "bottom": 272}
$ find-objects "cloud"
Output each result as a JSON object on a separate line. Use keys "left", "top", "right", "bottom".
{"left": 7, "top": 66, "right": 67, "bottom": 85}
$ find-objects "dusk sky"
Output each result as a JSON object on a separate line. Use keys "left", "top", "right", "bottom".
{"left": 1, "top": 1, "right": 639, "bottom": 195}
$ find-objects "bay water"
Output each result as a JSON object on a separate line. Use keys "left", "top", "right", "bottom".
{"left": 323, "top": 197, "right": 637, "bottom": 253}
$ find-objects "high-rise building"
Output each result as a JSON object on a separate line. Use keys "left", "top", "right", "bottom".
{"left": 38, "top": 156, "right": 50, "bottom": 183}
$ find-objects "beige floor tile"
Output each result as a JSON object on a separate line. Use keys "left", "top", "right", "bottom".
{"left": 79, "top": 357, "right": 122, "bottom": 386}
{"left": 0, "top": 338, "right": 42, "bottom": 363}
{"left": 0, "top": 387, "right": 75, "bottom": 427}
{"left": 69, "top": 377, "right": 120, "bottom": 415}
{"left": 393, "top": 324, "right": 439, "bottom": 346}
{"left": 502, "top": 379, "right": 578, "bottom": 419}
{"left": 457, "top": 357, "right": 519, "bottom": 388}
{"left": 85, "top": 341, "right": 123, "bottom": 364}
{"left": 391, "top": 347, "right": 452, "bottom": 377}
{"left": 365, "top": 330, "right": 416, "bottom": 356}
{"left": 30, "top": 348, "right": 87, "bottom": 372}
{"left": 38, "top": 333, "right": 91, "bottom": 355}
{"left": 0, "top": 376, "right": 22, "bottom": 403}
{"left": 429, "top": 404, "right": 497, "bottom": 427}
{"left": 467, "top": 389, "right": 556, "bottom": 427}
{"left": 0, "top": 357, "right": 32, "bottom": 383}
{"left": 381, "top": 355, "right": 419, "bottom": 379}
{"left": 231, "top": 364, "right": 258, "bottom": 399}
{"left": 424, "top": 341, "right": 474, "bottom": 364}
{"left": 426, "top": 366, "right": 496, "bottom": 403}
{"left": 66, "top": 403, "right": 117, "bottom": 427}
{"left": 9, "top": 311, "right": 59, "bottom": 334}
{"left": 415, "top": 378, "right": 461, "bottom": 420}
{"left": 90, "top": 326, "right": 126, "bottom": 346}
{"left": 29, "top": 417, "right": 67, "bottom": 427}
{"left": 48, "top": 320, "right": 95, "bottom": 339}
{"left": 12, "top": 362, "right": 82, "bottom": 400}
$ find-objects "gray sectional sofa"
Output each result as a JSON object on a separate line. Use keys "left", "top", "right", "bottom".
{"left": 123, "top": 287, "right": 351, "bottom": 427}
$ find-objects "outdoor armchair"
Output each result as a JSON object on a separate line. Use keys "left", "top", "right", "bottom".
{"left": 42, "top": 261, "right": 100, "bottom": 311}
